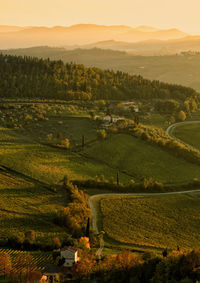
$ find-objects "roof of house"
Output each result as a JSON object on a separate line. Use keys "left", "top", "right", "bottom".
{"left": 43, "top": 265, "right": 62, "bottom": 275}
{"left": 61, "top": 246, "right": 77, "bottom": 252}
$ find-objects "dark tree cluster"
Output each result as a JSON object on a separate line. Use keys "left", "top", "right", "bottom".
{"left": 0, "top": 54, "right": 198, "bottom": 101}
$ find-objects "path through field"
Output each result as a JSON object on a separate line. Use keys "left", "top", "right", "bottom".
{"left": 89, "top": 120, "right": 200, "bottom": 256}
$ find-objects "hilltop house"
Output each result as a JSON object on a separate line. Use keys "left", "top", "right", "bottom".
{"left": 60, "top": 246, "right": 79, "bottom": 267}
{"left": 94, "top": 114, "right": 124, "bottom": 129}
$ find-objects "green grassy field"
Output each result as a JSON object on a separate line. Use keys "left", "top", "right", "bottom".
{"left": 2, "top": 103, "right": 200, "bottom": 250}
{"left": 18, "top": 115, "right": 97, "bottom": 147}
{"left": 99, "top": 192, "right": 200, "bottom": 250}
{"left": 173, "top": 122, "right": 200, "bottom": 150}
{"left": 0, "top": 127, "right": 130, "bottom": 184}
{"left": 0, "top": 102, "right": 97, "bottom": 146}
{"left": 0, "top": 169, "right": 67, "bottom": 240}
{"left": 2, "top": 102, "right": 200, "bottom": 185}
{"left": 84, "top": 134, "right": 200, "bottom": 183}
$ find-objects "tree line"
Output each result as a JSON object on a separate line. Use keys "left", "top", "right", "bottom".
{"left": 0, "top": 54, "right": 198, "bottom": 101}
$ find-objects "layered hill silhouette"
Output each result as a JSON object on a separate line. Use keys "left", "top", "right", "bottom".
{"left": 0, "top": 24, "right": 188, "bottom": 49}
{"left": 84, "top": 36, "right": 200, "bottom": 55}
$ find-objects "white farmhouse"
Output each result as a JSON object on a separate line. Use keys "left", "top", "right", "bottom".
{"left": 60, "top": 247, "right": 79, "bottom": 267}
{"left": 121, "top": 101, "right": 139, "bottom": 112}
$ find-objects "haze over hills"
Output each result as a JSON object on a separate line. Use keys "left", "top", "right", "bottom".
{"left": 0, "top": 25, "right": 27, "bottom": 33}
{"left": 84, "top": 36, "right": 200, "bottom": 55}
{"left": 0, "top": 24, "right": 188, "bottom": 49}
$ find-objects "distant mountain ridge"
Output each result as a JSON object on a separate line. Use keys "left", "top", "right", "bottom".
{"left": 82, "top": 36, "right": 200, "bottom": 55}
{"left": 0, "top": 24, "right": 189, "bottom": 49}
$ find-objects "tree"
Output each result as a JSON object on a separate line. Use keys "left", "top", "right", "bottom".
{"left": 8, "top": 232, "right": 25, "bottom": 249}
{"left": 162, "top": 248, "right": 168, "bottom": 258}
{"left": 177, "top": 110, "right": 186, "bottom": 121}
{"left": 134, "top": 114, "right": 139, "bottom": 125}
{"left": 117, "top": 171, "right": 119, "bottom": 186}
{"left": 53, "top": 237, "right": 61, "bottom": 249}
{"left": 47, "top": 133, "right": 53, "bottom": 142}
{"left": 25, "top": 230, "right": 35, "bottom": 243}
{"left": 61, "top": 138, "right": 70, "bottom": 149}
{"left": 72, "top": 258, "right": 94, "bottom": 280}
{"left": 97, "top": 129, "right": 106, "bottom": 140}
{"left": 86, "top": 218, "right": 90, "bottom": 238}
{"left": 89, "top": 110, "right": 95, "bottom": 119}
{"left": 57, "top": 132, "right": 63, "bottom": 141}
{"left": 0, "top": 253, "right": 12, "bottom": 278}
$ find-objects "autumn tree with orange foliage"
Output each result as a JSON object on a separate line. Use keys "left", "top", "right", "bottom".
{"left": 0, "top": 252, "right": 12, "bottom": 278}
{"left": 72, "top": 256, "right": 95, "bottom": 280}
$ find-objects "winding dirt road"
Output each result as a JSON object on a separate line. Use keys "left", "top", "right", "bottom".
{"left": 89, "top": 120, "right": 200, "bottom": 255}
{"left": 166, "top": 120, "right": 200, "bottom": 151}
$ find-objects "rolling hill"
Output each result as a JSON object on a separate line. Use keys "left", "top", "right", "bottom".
{"left": 0, "top": 54, "right": 197, "bottom": 101}
{"left": 84, "top": 36, "right": 200, "bottom": 55}
{"left": 3, "top": 47, "right": 200, "bottom": 91}
{"left": 0, "top": 24, "right": 188, "bottom": 49}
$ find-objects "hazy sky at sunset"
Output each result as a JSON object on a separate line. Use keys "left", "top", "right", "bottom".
{"left": 0, "top": 0, "right": 200, "bottom": 34}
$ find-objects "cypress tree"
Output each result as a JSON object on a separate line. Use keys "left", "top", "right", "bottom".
{"left": 117, "top": 171, "right": 119, "bottom": 186}
{"left": 86, "top": 217, "right": 90, "bottom": 238}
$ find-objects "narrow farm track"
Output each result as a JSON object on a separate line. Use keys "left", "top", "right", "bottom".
{"left": 1, "top": 121, "right": 200, "bottom": 254}
{"left": 89, "top": 121, "right": 200, "bottom": 255}
{"left": 166, "top": 120, "right": 200, "bottom": 151}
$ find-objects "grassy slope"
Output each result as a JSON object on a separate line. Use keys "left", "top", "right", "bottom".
{"left": 84, "top": 134, "right": 200, "bottom": 183}
{"left": 0, "top": 169, "right": 67, "bottom": 240}
{"left": 18, "top": 115, "right": 97, "bottom": 147}
{"left": 0, "top": 127, "right": 130, "bottom": 184}
{"left": 173, "top": 123, "right": 200, "bottom": 150}
{"left": 100, "top": 193, "right": 200, "bottom": 249}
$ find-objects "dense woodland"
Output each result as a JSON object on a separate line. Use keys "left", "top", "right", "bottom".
{"left": 3, "top": 47, "right": 200, "bottom": 91}
{"left": 0, "top": 54, "right": 198, "bottom": 101}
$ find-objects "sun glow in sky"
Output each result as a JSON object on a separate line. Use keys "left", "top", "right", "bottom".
{"left": 0, "top": 0, "right": 200, "bottom": 33}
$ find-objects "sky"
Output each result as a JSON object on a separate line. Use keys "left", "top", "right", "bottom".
{"left": 0, "top": 0, "right": 200, "bottom": 34}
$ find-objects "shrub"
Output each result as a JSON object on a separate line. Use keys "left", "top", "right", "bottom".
{"left": 61, "top": 138, "right": 70, "bottom": 149}
{"left": 97, "top": 129, "right": 107, "bottom": 139}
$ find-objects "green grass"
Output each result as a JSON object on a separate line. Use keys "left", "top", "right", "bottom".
{"left": 173, "top": 122, "right": 200, "bottom": 150}
{"left": 18, "top": 115, "right": 97, "bottom": 147}
{"left": 99, "top": 192, "right": 200, "bottom": 250}
{"left": 0, "top": 127, "right": 130, "bottom": 184}
{"left": 84, "top": 134, "right": 200, "bottom": 183}
{"left": 141, "top": 113, "right": 167, "bottom": 129}
{"left": 0, "top": 169, "right": 67, "bottom": 240}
